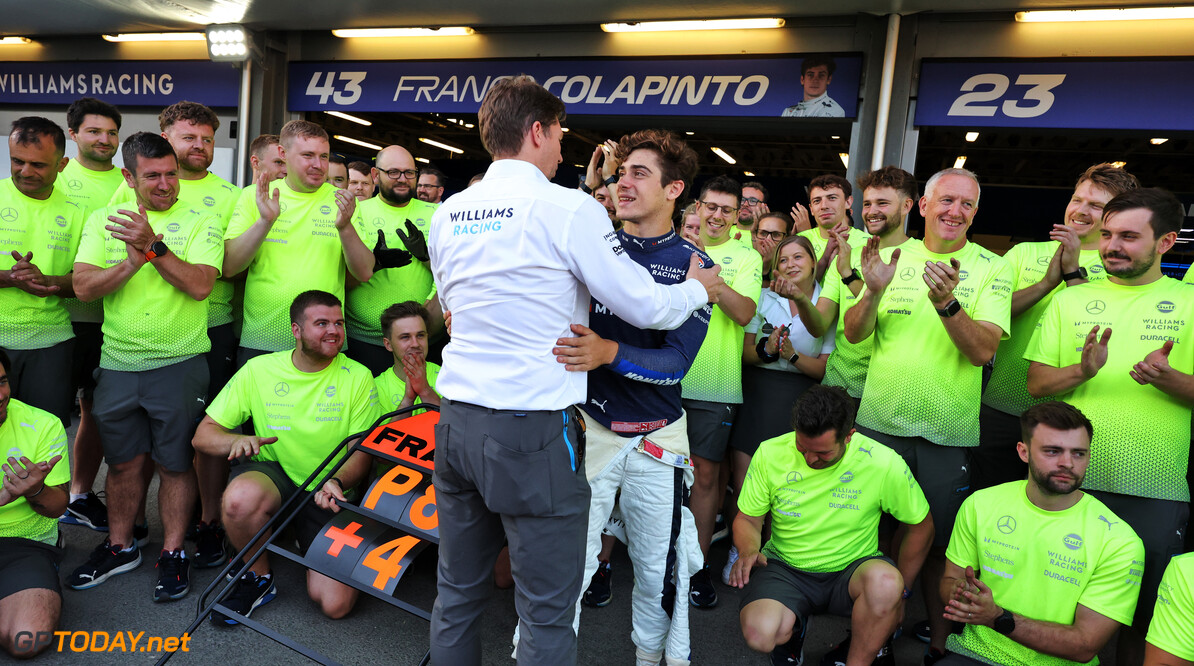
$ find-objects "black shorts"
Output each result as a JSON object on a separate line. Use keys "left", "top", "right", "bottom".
{"left": 0, "top": 537, "right": 63, "bottom": 599}
{"left": 2, "top": 340, "right": 74, "bottom": 427}
{"left": 1087, "top": 491, "right": 1189, "bottom": 630}
{"left": 344, "top": 338, "right": 393, "bottom": 378}
{"left": 71, "top": 321, "right": 103, "bottom": 401}
{"left": 229, "top": 459, "right": 337, "bottom": 552}
{"left": 684, "top": 399, "right": 737, "bottom": 463}
{"left": 971, "top": 404, "right": 1027, "bottom": 492}
{"left": 729, "top": 366, "right": 817, "bottom": 457}
{"left": 740, "top": 554, "right": 895, "bottom": 624}
{"left": 856, "top": 425, "right": 969, "bottom": 549}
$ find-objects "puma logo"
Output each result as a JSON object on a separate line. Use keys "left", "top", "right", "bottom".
{"left": 1098, "top": 515, "right": 1118, "bottom": 530}
{"left": 858, "top": 445, "right": 872, "bottom": 457}
{"left": 630, "top": 238, "right": 646, "bottom": 249}
{"left": 589, "top": 398, "right": 609, "bottom": 413}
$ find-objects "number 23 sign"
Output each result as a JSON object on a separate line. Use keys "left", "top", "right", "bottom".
{"left": 915, "top": 59, "right": 1194, "bottom": 131}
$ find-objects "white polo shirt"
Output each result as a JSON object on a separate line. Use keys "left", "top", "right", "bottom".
{"left": 428, "top": 159, "right": 708, "bottom": 411}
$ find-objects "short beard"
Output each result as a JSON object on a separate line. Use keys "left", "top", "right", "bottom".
{"left": 300, "top": 336, "right": 340, "bottom": 362}
{"left": 1029, "top": 465, "right": 1082, "bottom": 496}
{"left": 1104, "top": 249, "right": 1156, "bottom": 280}
{"left": 380, "top": 185, "right": 413, "bottom": 206}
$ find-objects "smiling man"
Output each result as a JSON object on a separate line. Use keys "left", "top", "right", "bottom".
{"left": 223, "top": 120, "right": 375, "bottom": 364}
{"left": 844, "top": 167, "right": 1014, "bottom": 658}
{"left": 68, "top": 131, "right": 222, "bottom": 603}
{"left": 977, "top": 164, "right": 1139, "bottom": 492}
{"left": 938, "top": 401, "right": 1144, "bottom": 666}
{"left": 1027, "top": 188, "right": 1194, "bottom": 665}
{"left": 799, "top": 174, "right": 870, "bottom": 284}
{"left": 193, "top": 290, "right": 380, "bottom": 625}
{"left": 681, "top": 174, "right": 762, "bottom": 609}
{"left": 781, "top": 56, "right": 845, "bottom": 118}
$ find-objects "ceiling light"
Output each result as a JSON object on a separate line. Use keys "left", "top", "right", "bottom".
{"left": 839, "top": 152, "right": 850, "bottom": 169}
{"left": 710, "top": 147, "right": 736, "bottom": 165}
{"left": 601, "top": 18, "right": 785, "bottom": 33}
{"left": 334, "top": 134, "right": 383, "bottom": 151}
{"left": 205, "top": 24, "right": 251, "bottom": 62}
{"left": 830, "top": 135, "right": 841, "bottom": 140}
{"left": 332, "top": 27, "right": 475, "bottom": 38}
{"left": 1150, "top": 137, "right": 1169, "bottom": 145}
{"left": 965, "top": 132, "right": 980, "bottom": 142}
{"left": 102, "top": 33, "right": 206, "bottom": 42}
{"left": 1016, "top": 7, "right": 1194, "bottom": 22}
{"left": 1110, "top": 161, "right": 1127, "bottom": 168}
{"left": 415, "top": 157, "right": 429, "bottom": 164}
{"left": 685, "top": 131, "right": 694, "bottom": 136}
{"left": 464, "top": 123, "right": 474, "bottom": 129}
{"left": 0, "top": 37, "right": 32, "bottom": 46}
{"left": 419, "top": 137, "right": 464, "bottom": 154}
{"left": 561, "top": 127, "right": 570, "bottom": 132}
{"left": 743, "top": 171, "right": 755, "bottom": 177}
{"left": 953, "top": 156, "right": 968, "bottom": 168}
{"left": 326, "top": 111, "right": 373, "bottom": 127}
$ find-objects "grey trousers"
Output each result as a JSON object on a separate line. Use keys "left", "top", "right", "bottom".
{"left": 430, "top": 399, "right": 590, "bottom": 666}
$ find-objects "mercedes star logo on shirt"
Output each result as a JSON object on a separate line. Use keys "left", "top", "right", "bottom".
{"left": 997, "top": 515, "right": 1017, "bottom": 534}
{"left": 274, "top": 382, "right": 290, "bottom": 397}
{"left": 0, "top": 207, "right": 18, "bottom": 223}
{"left": 1085, "top": 300, "right": 1106, "bottom": 315}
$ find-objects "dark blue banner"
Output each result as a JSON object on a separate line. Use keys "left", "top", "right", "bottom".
{"left": 916, "top": 59, "right": 1194, "bottom": 130}
{"left": 0, "top": 61, "right": 241, "bottom": 107}
{"left": 288, "top": 55, "right": 863, "bottom": 118}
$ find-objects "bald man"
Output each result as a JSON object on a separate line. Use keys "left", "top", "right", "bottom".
{"left": 345, "top": 146, "right": 440, "bottom": 374}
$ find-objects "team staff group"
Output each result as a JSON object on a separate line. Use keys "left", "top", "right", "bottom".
{"left": 0, "top": 82, "right": 1192, "bottom": 666}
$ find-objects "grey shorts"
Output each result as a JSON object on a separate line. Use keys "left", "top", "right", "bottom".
{"left": 0, "top": 537, "right": 63, "bottom": 599}
{"left": 856, "top": 425, "right": 969, "bottom": 548}
{"left": 2, "top": 339, "right": 75, "bottom": 427}
{"left": 740, "top": 554, "right": 895, "bottom": 623}
{"left": 93, "top": 355, "right": 208, "bottom": 472}
{"left": 683, "top": 399, "right": 737, "bottom": 463}
{"left": 228, "top": 459, "right": 336, "bottom": 552}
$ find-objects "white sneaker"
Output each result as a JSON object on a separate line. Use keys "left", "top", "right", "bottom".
{"left": 721, "top": 545, "right": 739, "bottom": 585}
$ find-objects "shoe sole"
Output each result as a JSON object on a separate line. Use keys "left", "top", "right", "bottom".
{"left": 710, "top": 526, "right": 729, "bottom": 544}
{"left": 154, "top": 583, "right": 190, "bottom": 602}
{"left": 212, "top": 585, "right": 277, "bottom": 627}
{"left": 67, "top": 553, "right": 142, "bottom": 590}
{"left": 689, "top": 594, "right": 718, "bottom": 609}
{"left": 60, "top": 512, "right": 109, "bottom": 532}
{"left": 582, "top": 594, "right": 612, "bottom": 608}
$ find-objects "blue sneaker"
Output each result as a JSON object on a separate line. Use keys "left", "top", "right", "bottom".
{"left": 211, "top": 571, "right": 277, "bottom": 626}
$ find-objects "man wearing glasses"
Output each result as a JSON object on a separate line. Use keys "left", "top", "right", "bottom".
{"left": 416, "top": 168, "right": 446, "bottom": 204}
{"left": 344, "top": 145, "right": 438, "bottom": 374}
{"left": 734, "top": 182, "right": 770, "bottom": 246}
{"left": 681, "top": 175, "right": 763, "bottom": 609}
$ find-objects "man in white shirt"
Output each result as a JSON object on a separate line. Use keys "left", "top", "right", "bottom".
{"left": 781, "top": 56, "right": 845, "bottom": 118}
{"left": 426, "top": 75, "right": 724, "bottom": 666}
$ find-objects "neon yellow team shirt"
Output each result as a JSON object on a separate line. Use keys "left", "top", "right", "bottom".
{"left": 821, "top": 243, "right": 878, "bottom": 398}
{"left": 55, "top": 160, "right": 127, "bottom": 323}
{"left": 75, "top": 202, "right": 223, "bottom": 371}
{"left": 1025, "top": 278, "right": 1194, "bottom": 501}
{"left": 798, "top": 226, "right": 872, "bottom": 274}
{"left": 375, "top": 362, "right": 440, "bottom": 413}
{"left": 1148, "top": 552, "right": 1194, "bottom": 661}
{"left": 347, "top": 197, "right": 438, "bottom": 346}
{"left": 984, "top": 243, "right": 1107, "bottom": 416}
{"left": 680, "top": 238, "right": 761, "bottom": 404}
{"left": 0, "top": 178, "right": 88, "bottom": 349}
{"left": 207, "top": 351, "right": 381, "bottom": 490}
{"left": 946, "top": 482, "right": 1144, "bottom": 666}
{"left": 854, "top": 241, "right": 1013, "bottom": 447}
{"left": 179, "top": 173, "right": 239, "bottom": 327}
{"left": 1184, "top": 263, "right": 1193, "bottom": 285}
{"left": 0, "top": 399, "right": 70, "bottom": 544}
{"left": 739, "top": 431, "right": 928, "bottom": 572}
{"left": 226, "top": 182, "right": 363, "bottom": 352}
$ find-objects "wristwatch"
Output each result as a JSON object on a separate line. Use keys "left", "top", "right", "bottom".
{"left": 993, "top": 608, "right": 1016, "bottom": 635}
{"left": 603, "top": 175, "right": 619, "bottom": 187}
{"left": 842, "top": 268, "right": 862, "bottom": 286}
{"left": 1061, "top": 266, "right": 1088, "bottom": 282}
{"left": 935, "top": 299, "right": 962, "bottom": 318}
{"left": 145, "top": 240, "right": 170, "bottom": 261}
{"left": 787, "top": 351, "right": 799, "bottom": 366}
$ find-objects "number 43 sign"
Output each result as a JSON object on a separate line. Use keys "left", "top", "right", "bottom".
{"left": 916, "top": 59, "right": 1194, "bottom": 131}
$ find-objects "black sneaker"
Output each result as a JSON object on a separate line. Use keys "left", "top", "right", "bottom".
{"left": 914, "top": 620, "right": 931, "bottom": 643}
{"left": 710, "top": 513, "right": 729, "bottom": 544}
{"left": 771, "top": 619, "right": 807, "bottom": 665}
{"left": 154, "top": 549, "right": 190, "bottom": 602}
{"left": 66, "top": 540, "right": 141, "bottom": 590}
{"left": 689, "top": 564, "right": 718, "bottom": 608}
{"left": 194, "top": 521, "right": 228, "bottom": 568}
{"left": 582, "top": 561, "right": 612, "bottom": 608}
{"left": 211, "top": 571, "right": 277, "bottom": 626}
{"left": 820, "top": 632, "right": 895, "bottom": 666}
{"left": 60, "top": 492, "right": 108, "bottom": 531}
